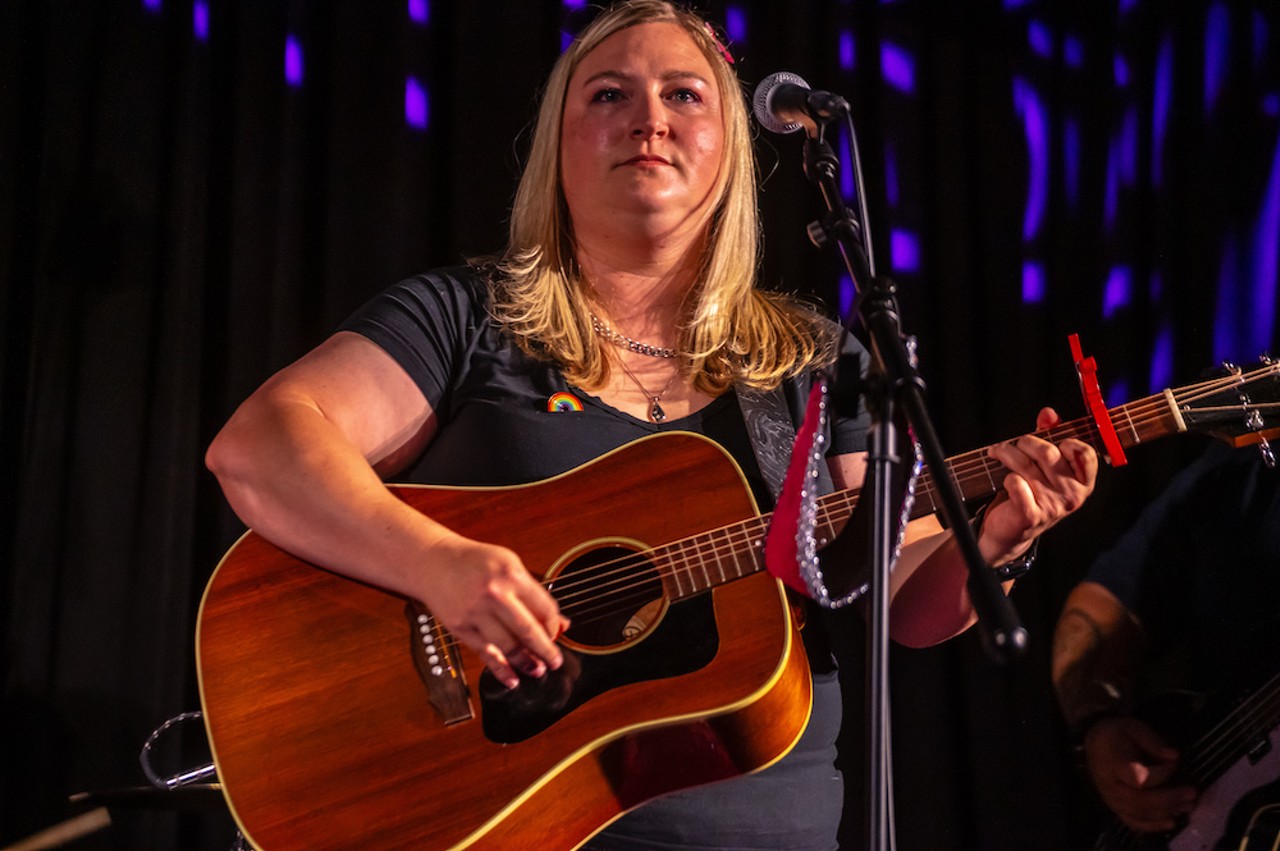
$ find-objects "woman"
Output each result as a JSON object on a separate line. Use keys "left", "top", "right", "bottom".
{"left": 206, "top": 1, "right": 1097, "bottom": 847}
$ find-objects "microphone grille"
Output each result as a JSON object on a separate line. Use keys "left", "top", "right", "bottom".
{"left": 752, "top": 71, "right": 810, "bottom": 135}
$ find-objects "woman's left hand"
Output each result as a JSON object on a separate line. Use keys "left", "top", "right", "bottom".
{"left": 981, "top": 407, "right": 1098, "bottom": 564}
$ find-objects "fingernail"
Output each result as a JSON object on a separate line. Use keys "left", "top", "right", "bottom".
{"left": 514, "top": 654, "right": 544, "bottom": 677}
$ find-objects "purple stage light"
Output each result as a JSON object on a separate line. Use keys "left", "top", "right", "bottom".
{"left": 882, "top": 144, "right": 898, "bottom": 207}
{"left": 725, "top": 6, "right": 746, "bottom": 44}
{"left": 1149, "top": 323, "right": 1174, "bottom": 393}
{"left": 193, "top": 0, "right": 208, "bottom": 41}
{"left": 891, "top": 229, "right": 920, "bottom": 272}
{"left": 1028, "top": 20, "right": 1052, "bottom": 59}
{"left": 880, "top": 43, "right": 915, "bottom": 94}
{"left": 1022, "top": 261, "right": 1046, "bottom": 304}
{"left": 1204, "top": 3, "right": 1229, "bottom": 115}
{"left": 839, "top": 30, "right": 855, "bottom": 71}
{"left": 285, "top": 35, "right": 304, "bottom": 87}
{"left": 405, "top": 77, "right": 429, "bottom": 129}
{"left": 839, "top": 275, "right": 855, "bottom": 318}
{"left": 1106, "top": 378, "right": 1129, "bottom": 410}
{"left": 1152, "top": 34, "right": 1172, "bottom": 184}
{"left": 1102, "top": 265, "right": 1132, "bottom": 318}
{"left": 1064, "top": 118, "right": 1080, "bottom": 208}
{"left": 1064, "top": 35, "right": 1084, "bottom": 69}
{"left": 1248, "top": 141, "right": 1280, "bottom": 356}
{"left": 1213, "top": 236, "right": 1242, "bottom": 365}
{"left": 1114, "top": 53, "right": 1130, "bottom": 88}
{"left": 1013, "top": 78, "right": 1047, "bottom": 242}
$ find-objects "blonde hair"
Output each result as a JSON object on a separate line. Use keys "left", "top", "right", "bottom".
{"left": 492, "top": 0, "right": 833, "bottom": 393}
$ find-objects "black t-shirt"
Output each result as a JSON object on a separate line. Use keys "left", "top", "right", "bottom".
{"left": 1087, "top": 441, "right": 1280, "bottom": 697}
{"left": 340, "top": 266, "right": 870, "bottom": 849}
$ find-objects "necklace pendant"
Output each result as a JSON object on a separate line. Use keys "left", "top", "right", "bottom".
{"left": 649, "top": 399, "right": 667, "bottom": 423}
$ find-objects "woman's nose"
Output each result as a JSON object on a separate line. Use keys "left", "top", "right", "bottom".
{"left": 630, "top": 94, "right": 669, "bottom": 138}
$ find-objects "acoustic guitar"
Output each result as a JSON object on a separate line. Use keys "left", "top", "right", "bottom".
{"left": 198, "top": 363, "right": 1280, "bottom": 850}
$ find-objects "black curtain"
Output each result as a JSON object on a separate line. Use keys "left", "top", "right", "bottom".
{"left": 3, "top": 1, "right": 1277, "bottom": 849}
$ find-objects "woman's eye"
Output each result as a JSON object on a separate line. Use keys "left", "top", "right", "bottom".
{"left": 591, "top": 88, "right": 622, "bottom": 103}
{"left": 671, "top": 88, "right": 701, "bottom": 103}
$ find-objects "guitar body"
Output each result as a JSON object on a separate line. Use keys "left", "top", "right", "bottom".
{"left": 197, "top": 433, "right": 812, "bottom": 850}
{"left": 1171, "top": 738, "right": 1280, "bottom": 851}
{"left": 1094, "top": 676, "right": 1280, "bottom": 851}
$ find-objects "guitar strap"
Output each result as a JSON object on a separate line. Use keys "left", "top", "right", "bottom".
{"left": 737, "top": 376, "right": 834, "bottom": 506}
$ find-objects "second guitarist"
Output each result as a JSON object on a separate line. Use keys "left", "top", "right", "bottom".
{"left": 1053, "top": 441, "right": 1280, "bottom": 850}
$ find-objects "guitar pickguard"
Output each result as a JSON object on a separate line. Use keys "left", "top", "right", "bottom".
{"left": 480, "top": 595, "right": 718, "bottom": 744}
{"left": 1171, "top": 735, "right": 1280, "bottom": 851}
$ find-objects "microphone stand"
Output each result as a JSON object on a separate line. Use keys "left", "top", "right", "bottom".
{"left": 791, "top": 111, "right": 1027, "bottom": 851}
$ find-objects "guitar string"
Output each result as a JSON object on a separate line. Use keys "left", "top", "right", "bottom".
{"left": 1181, "top": 671, "right": 1280, "bottom": 786}
{"left": 1190, "top": 692, "right": 1280, "bottom": 790}
{"left": 1094, "top": 671, "right": 1280, "bottom": 849}
{"left": 506, "top": 372, "right": 1276, "bottom": 622}
{"left": 543, "top": 374, "right": 1276, "bottom": 619}
{"left": 509, "top": 391, "right": 1198, "bottom": 624}
{"left": 427, "top": 370, "right": 1275, "bottom": 650}
{"left": 431, "top": 378, "right": 1277, "bottom": 661}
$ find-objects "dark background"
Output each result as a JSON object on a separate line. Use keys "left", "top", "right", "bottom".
{"left": 3, "top": 1, "right": 1278, "bottom": 848}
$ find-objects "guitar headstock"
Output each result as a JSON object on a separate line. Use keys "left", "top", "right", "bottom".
{"left": 1172, "top": 359, "right": 1280, "bottom": 449}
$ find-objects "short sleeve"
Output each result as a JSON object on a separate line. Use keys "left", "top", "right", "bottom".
{"left": 337, "top": 267, "right": 488, "bottom": 411}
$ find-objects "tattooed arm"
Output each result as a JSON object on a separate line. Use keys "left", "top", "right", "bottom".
{"left": 1052, "top": 581, "right": 1196, "bottom": 834}
{"left": 1052, "top": 581, "right": 1143, "bottom": 730}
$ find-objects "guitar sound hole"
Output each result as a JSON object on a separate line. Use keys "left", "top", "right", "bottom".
{"left": 549, "top": 545, "right": 667, "bottom": 651}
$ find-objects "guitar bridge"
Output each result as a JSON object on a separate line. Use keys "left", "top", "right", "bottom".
{"left": 405, "top": 601, "right": 474, "bottom": 725}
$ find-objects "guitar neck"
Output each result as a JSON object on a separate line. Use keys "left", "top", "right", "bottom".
{"left": 659, "top": 363, "right": 1279, "bottom": 604}
{"left": 904, "top": 388, "right": 1185, "bottom": 519}
{"left": 1184, "top": 670, "right": 1280, "bottom": 791}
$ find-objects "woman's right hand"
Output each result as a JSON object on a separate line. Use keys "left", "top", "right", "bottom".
{"left": 419, "top": 533, "right": 570, "bottom": 690}
{"left": 1082, "top": 716, "right": 1197, "bottom": 834}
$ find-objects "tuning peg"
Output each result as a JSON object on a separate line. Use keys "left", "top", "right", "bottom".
{"left": 1260, "top": 436, "right": 1275, "bottom": 469}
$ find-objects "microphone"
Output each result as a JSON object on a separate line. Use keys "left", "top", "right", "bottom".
{"left": 752, "top": 72, "right": 849, "bottom": 135}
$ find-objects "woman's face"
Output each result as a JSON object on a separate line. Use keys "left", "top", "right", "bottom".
{"left": 559, "top": 22, "right": 725, "bottom": 242}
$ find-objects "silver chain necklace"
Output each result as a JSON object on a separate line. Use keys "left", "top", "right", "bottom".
{"left": 590, "top": 312, "right": 678, "bottom": 359}
{"left": 616, "top": 358, "right": 679, "bottom": 423}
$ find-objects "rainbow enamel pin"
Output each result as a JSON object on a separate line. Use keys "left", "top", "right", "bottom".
{"left": 547, "top": 391, "right": 584, "bottom": 413}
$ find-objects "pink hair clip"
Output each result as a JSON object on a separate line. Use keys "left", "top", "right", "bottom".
{"left": 705, "top": 22, "right": 735, "bottom": 64}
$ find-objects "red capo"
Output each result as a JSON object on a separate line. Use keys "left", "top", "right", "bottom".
{"left": 1069, "top": 333, "right": 1127, "bottom": 467}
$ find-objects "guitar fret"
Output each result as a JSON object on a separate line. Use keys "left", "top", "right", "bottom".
{"left": 913, "top": 481, "right": 938, "bottom": 518}
{"left": 699, "top": 534, "right": 714, "bottom": 590}
{"left": 717, "top": 528, "right": 733, "bottom": 584}
{"left": 659, "top": 521, "right": 764, "bottom": 602}
{"left": 634, "top": 366, "right": 1280, "bottom": 616}
{"left": 686, "top": 532, "right": 706, "bottom": 591}
{"left": 710, "top": 527, "right": 732, "bottom": 585}
{"left": 675, "top": 540, "right": 696, "bottom": 593}
{"left": 1119, "top": 402, "right": 1139, "bottom": 444}
{"left": 946, "top": 466, "right": 963, "bottom": 505}
{"left": 731, "top": 522, "right": 761, "bottom": 579}
{"left": 666, "top": 538, "right": 688, "bottom": 598}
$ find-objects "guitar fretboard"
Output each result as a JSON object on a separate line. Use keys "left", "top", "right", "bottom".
{"left": 562, "top": 365, "right": 1279, "bottom": 616}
